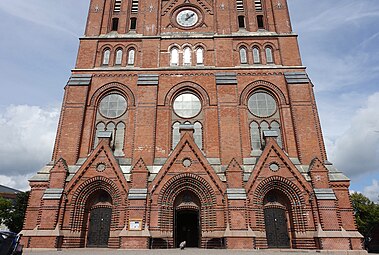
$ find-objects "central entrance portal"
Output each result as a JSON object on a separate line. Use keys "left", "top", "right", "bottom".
{"left": 174, "top": 191, "right": 201, "bottom": 248}
{"left": 175, "top": 210, "right": 199, "bottom": 247}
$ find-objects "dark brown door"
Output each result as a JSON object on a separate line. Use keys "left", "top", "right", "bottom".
{"left": 87, "top": 207, "right": 112, "bottom": 247}
{"left": 264, "top": 208, "right": 290, "bottom": 248}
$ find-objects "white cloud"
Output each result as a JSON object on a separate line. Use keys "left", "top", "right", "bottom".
{"left": 0, "top": 0, "right": 88, "bottom": 37}
{"left": 0, "top": 105, "right": 59, "bottom": 190}
{"left": 363, "top": 180, "right": 379, "bottom": 203}
{"left": 326, "top": 92, "right": 379, "bottom": 178}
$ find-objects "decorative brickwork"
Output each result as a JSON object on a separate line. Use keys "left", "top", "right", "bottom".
{"left": 22, "top": 0, "right": 364, "bottom": 251}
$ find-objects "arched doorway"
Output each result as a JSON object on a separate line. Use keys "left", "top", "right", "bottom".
{"left": 174, "top": 191, "right": 201, "bottom": 248}
{"left": 263, "top": 190, "right": 291, "bottom": 248}
{"left": 86, "top": 190, "right": 113, "bottom": 247}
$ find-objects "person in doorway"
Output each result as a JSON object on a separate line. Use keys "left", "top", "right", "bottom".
{"left": 179, "top": 240, "right": 186, "bottom": 250}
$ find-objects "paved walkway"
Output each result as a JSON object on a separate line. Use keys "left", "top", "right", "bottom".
{"left": 23, "top": 248, "right": 370, "bottom": 255}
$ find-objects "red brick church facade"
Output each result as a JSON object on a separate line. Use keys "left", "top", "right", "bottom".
{"left": 22, "top": 0, "right": 364, "bottom": 250}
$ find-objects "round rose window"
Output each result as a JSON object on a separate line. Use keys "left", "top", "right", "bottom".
{"left": 173, "top": 93, "right": 201, "bottom": 118}
{"left": 248, "top": 92, "right": 276, "bottom": 117}
{"left": 99, "top": 94, "right": 127, "bottom": 118}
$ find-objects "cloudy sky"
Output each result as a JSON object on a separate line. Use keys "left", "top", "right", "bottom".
{"left": 0, "top": 0, "right": 378, "bottom": 202}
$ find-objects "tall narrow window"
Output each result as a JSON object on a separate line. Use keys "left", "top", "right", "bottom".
{"left": 172, "top": 122, "right": 181, "bottom": 149}
{"left": 254, "top": 0, "right": 262, "bottom": 11}
{"left": 253, "top": 47, "right": 261, "bottom": 64}
{"left": 130, "top": 18, "right": 137, "bottom": 30}
{"left": 238, "top": 15, "right": 245, "bottom": 28}
{"left": 95, "top": 122, "right": 105, "bottom": 147}
{"left": 115, "top": 48, "right": 123, "bottom": 65}
{"left": 102, "top": 49, "right": 111, "bottom": 65}
{"left": 196, "top": 47, "right": 204, "bottom": 65}
{"left": 257, "top": 15, "right": 264, "bottom": 29}
{"left": 250, "top": 122, "right": 261, "bottom": 150}
{"left": 114, "top": 0, "right": 122, "bottom": 11}
{"left": 265, "top": 47, "right": 274, "bottom": 64}
{"left": 106, "top": 122, "right": 116, "bottom": 148}
{"left": 194, "top": 122, "right": 203, "bottom": 149}
{"left": 239, "top": 47, "right": 247, "bottom": 64}
{"left": 112, "top": 18, "right": 119, "bottom": 31}
{"left": 170, "top": 47, "right": 179, "bottom": 66}
{"left": 271, "top": 121, "right": 282, "bottom": 147}
{"left": 127, "top": 48, "right": 135, "bottom": 65}
{"left": 114, "top": 122, "right": 125, "bottom": 156}
{"left": 183, "top": 47, "right": 191, "bottom": 66}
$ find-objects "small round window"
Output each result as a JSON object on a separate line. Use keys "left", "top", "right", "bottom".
{"left": 248, "top": 92, "right": 277, "bottom": 117}
{"left": 99, "top": 94, "right": 127, "bottom": 118}
{"left": 173, "top": 93, "right": 201, "bottom": 118}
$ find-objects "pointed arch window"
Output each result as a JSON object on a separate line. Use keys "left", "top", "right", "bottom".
{"left": 115, "top": 48, "right": 123, "bottom": 65}
{"left": 170, "top": 47, "right": 179, "bottom": 66}
{"left": 102, "top": 49, "right": 111, "bottom": 65}
{"left": 265, "top": 47, "right": 274, "bottom": 64}
{"left": 196, "top": 47, "right": 204, "bottom": 65}
{"left": 183, "top": 47, "right": 191, "bottom": 66}
{"left": 239, "top": 47, "right": 247, "bottom": 64}
{"left": 127, "top": 48, "right": 135, "bottom": 65}
{"left": 253, "top": 47, "right": 261, "bottom": 64}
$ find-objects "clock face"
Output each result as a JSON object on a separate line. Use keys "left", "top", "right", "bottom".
{"left": 176, "top": 9, "right": 199, "bottom": 27}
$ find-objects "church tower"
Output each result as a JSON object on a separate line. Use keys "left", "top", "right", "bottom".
{"left": 22, "top": 0, "right": 364, "bottom": 250}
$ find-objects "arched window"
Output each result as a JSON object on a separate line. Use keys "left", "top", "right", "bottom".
{"left": 271, "top": 121, "right": 282, "bottom": 147}
{"left": 265, "top": 47, "right": 274, "bottom": 64}
{"left": 248, "top": 91, "right": 282, "bottom": 151}
{"left": 114, "top": 122, "right": 125, "bottom": 156}
{"left": 94, "top": 122, "right": 105, "bottom": 147}
{"left": 127, "top": 48, "right": 135, "bottom": 65}
{"left": 102, "top": 49, "right": 111, "bottom": 65}
{"left": 239, "top": 47, "right": 247, "bottom": 64}
{"left": 170, "top": 47, "right": 179, "bottom": 66}
{"left": 183, "top": 47, "right": 191, "bottom": 66}
{"left": 196, "top": 47, "right": 204, "bottom": 65}
{"left": 253, "top": 47, "right": 261, "bottom": 64}
{"left": 194, "top": 122, "right": 203, "bottom": 149}
{"left": 172, "top": 122, "right": 181, "bottom": 149}
{"left": 95, "top": 93, "right": 128, "bottom": 152}
{"left": 115, "top": 48, "right": 123, "bottom": 65}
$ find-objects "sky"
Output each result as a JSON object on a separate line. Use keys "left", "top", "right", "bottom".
{"left": 0, "top": 0, "right": 378, "bottom": 202}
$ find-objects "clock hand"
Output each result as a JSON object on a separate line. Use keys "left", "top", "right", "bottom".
{"left": 185, "top": 13, "right": 195, "bottom": 21}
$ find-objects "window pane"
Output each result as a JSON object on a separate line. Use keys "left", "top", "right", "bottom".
{"left": 183, "top": 47, "right": 191, "bottom": 65}
{"left": 196, "top": 48, "right": 203, "bottom": 65}
{"left": 240, "top": 48, "right": 247, "bottom": 64}
{"left": 103, "top": 49, "right": 110, "bottom": 65}
{"left": 171, "top": 48, "right": 179, "bottom": 65}
{"left": 99, "top": 94, "right": 127, "bottom": 118}
{"left": 248, "top": 92, "right": 277, "bottom": 117}
{"left": 172, "top": 122, "right": 180, "bottom": 149}
{"left": 128, "top": 49, "right": 135, "bottom": 65}
{"left": 250, "top": 122, "right": 261, "bottom": 150}
{"left": 115, "top": 49, "right": 123, "bottom": 65}
{"left": 114, "top": 122, "right": 125, "bottom": 156}
{"left": 173, "top": 93, "right": 201, "bottom": 118}
{"left": 194, "top": 122, "right": 202, "bottom": 149}
{"left": 271, "top": 121, "right": 282, "bottom": 147}
{"left": 266, "top": 47, "right": 273, "bottom": 63}
{"left": 253, "top": 48, "right": 260, "bottom": 64}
